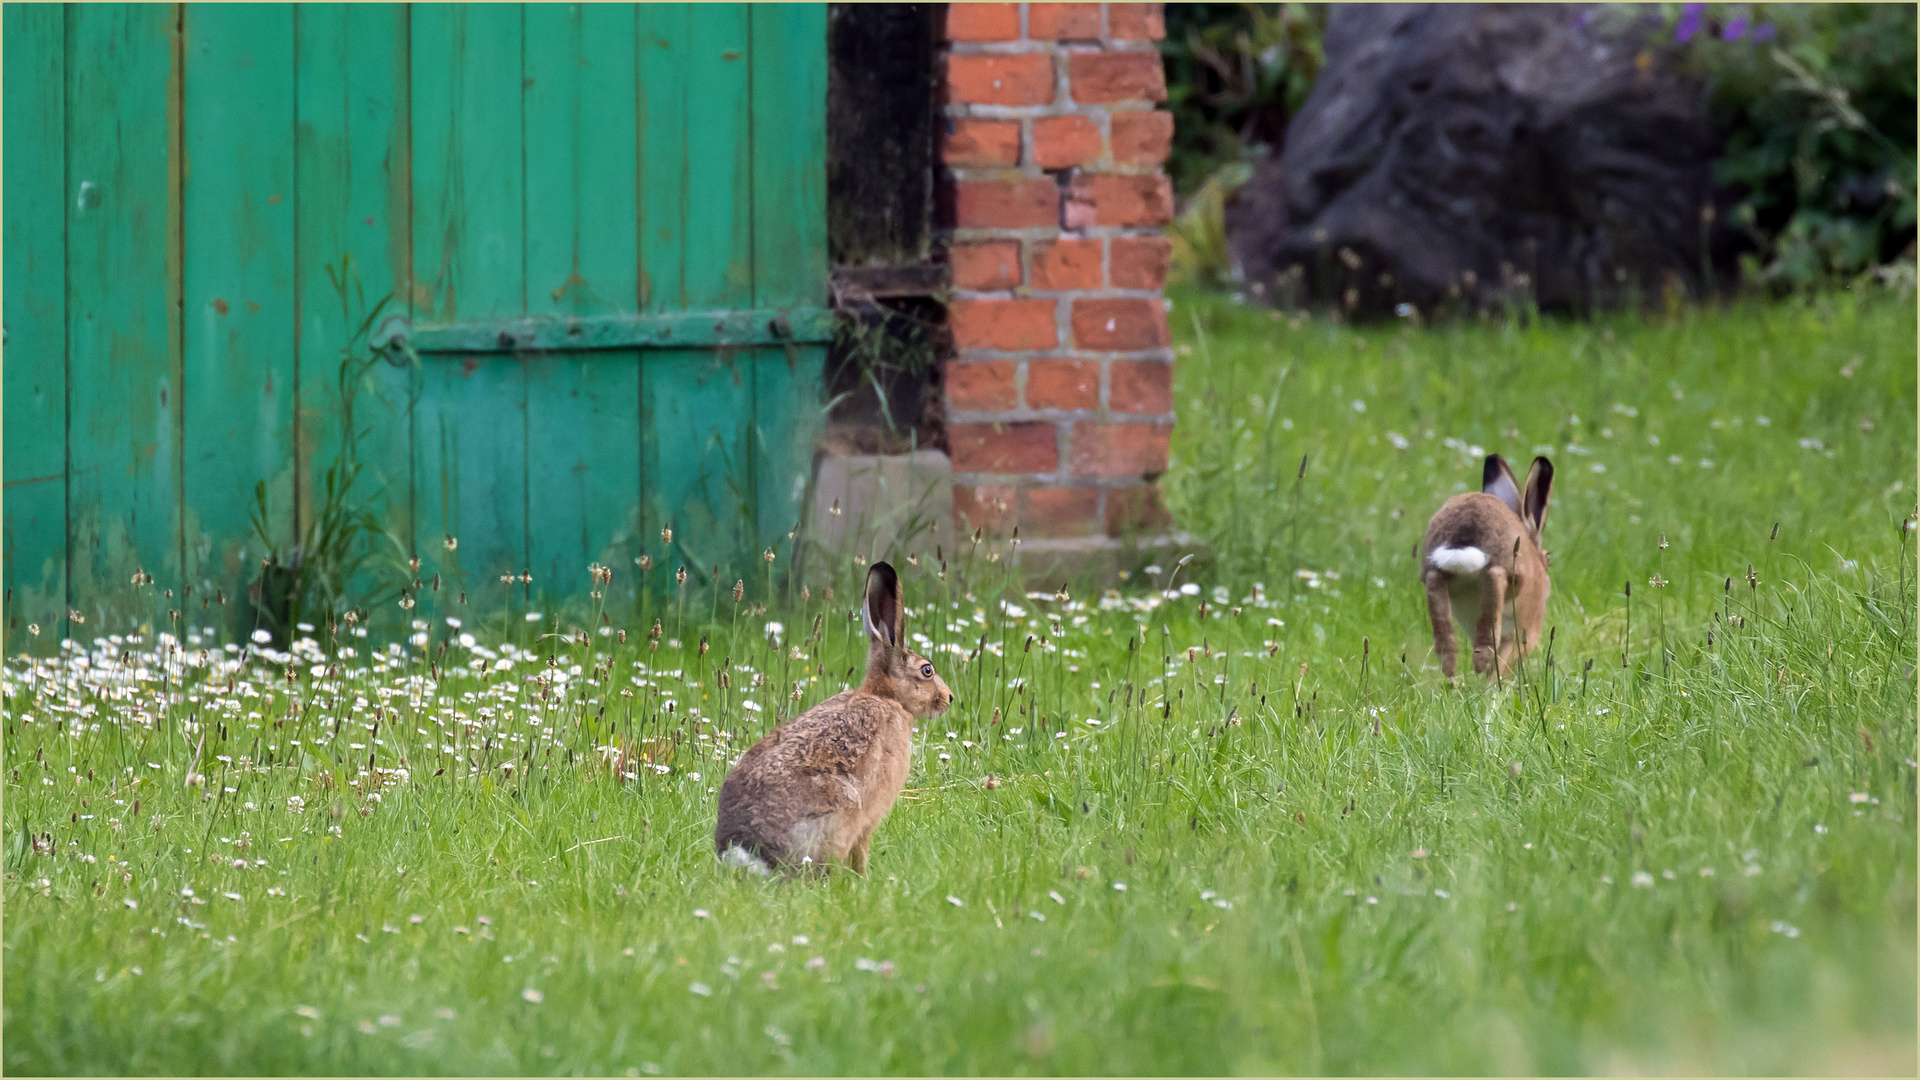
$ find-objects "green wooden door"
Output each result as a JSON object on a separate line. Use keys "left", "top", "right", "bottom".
{"left": 2, "top": 3, "right": 829, "bottom": 642}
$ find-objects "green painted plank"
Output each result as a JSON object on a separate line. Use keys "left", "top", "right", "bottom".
{"left": 411, "top": 5, "right": 527, "bottom": 608}
{"left": 411, "top": 3, "right": 525, "bottom": 325}
{"left": 637, "top": 4, "right": 754, "bottom": 313}
{"left": 683, "top": 6, "right": 753, "bottom": 311}
{"left": 636, "top": 5, "right": 755, "bottom": 582}
{"left": 525, "top": 353, "right": 642, "bottom": 606}
{"left": 635, "top": 3, "right": 694, "bottom": 572}
{"left": 636, "top": 3, "right": 689, "bottom": 313}
{"left": 748, "top": 3, "right": 828, "bottom": 310}
{"left": 403, "top": 306, "right": 833, "bottom": 352}
{"left": 293, "top": 3, "right": 415, "bottom": 624}
{"left": 3, "top": 2, "right": 69, "bottom": 646}
{"left": 65, "top": 3, "right": 182, "bottom": 629}
{"left": 181, "top": 3, "right": 298, "bottom": 630}
{"left": 752, "top": 344, "right": 826, "bottom": 559}
{"left": 521, "top": 5, "right": 642, "bottom": 606}
{"left": 416, "top": 357, "right": 527, "bottom": 605}
{"left": 745, "top": 6, "right": 829, "bottom": 565}
{"left": 525, "top": 2, "right": 638, "bottom": 317}
{"left": 641, "top": 348, "right": 755, "bottom": 584}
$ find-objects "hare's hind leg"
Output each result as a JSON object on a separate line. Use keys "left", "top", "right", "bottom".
{"left": 1498, "top": 623, "right": 1525, "bottom": 677}
{"left": 847, "top": 828, "right": 872, "bottom": 875}
{"left": 1472, "top": 567, "right": 1509, "bottom": 677}
{"left": 1423, "top": 571, "right": 1458, "bottom": 678}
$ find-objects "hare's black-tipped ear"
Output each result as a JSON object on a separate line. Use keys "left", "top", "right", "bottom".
{"left": 863, "top": 562, "right": 901, "bottom": 649}
{"left": 1522, "top": 456, "right": 1553, "bottom": 537}
{"left": 1482, "top": 455, "right": 1522, "bottom": 517}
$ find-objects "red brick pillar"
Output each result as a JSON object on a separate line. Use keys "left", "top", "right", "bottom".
{"left": 940, "top": 3, "right": 1176, "bottom": 572}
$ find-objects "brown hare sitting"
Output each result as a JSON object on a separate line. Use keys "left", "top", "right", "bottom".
{"left": 716, "top": 561, "right": 952, "bottom": 876}
{"left": 1419, "top": 454, "right": 1554, "bottom": 680}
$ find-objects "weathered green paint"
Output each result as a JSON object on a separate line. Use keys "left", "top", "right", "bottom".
{"left": 641, "top": 349, "right": 756, "bottom": 579}
{"left": 182, "top": 3, "right": 298, "bottom": 612}
{"left": 525, "top": 3, "right": 637, "bottom": 321}
{"left": 292, "top": 3, "right": 416, "bottom": 600}
{"left": 3, "top": 3, "right": 829, "bottom": 636}
{"left": 3, "top": 3, "right": 69, "bottom": 642}
{"left": 749, "top": 5, "right": 829, "bottom": 560}
{"left": 417, "top": 356, "right": 526, "bottom": 602}
{"left": 753, "top": 348, "right": 824, "bottom": 555}
{"left": 751, "top": 4, "right": 830, "bottom": 310}
{"left": 62, "top": 3, "right": 183, "bottom": 632}
{"left": 637, "top": 4, "right": 688, "bottom": 314}
{"left": 412, "top": 3, "right": 525, "bottom": 325}
{"left": 410, "top": 3, "right": 531, "bottom": 605}
{"left": 525, "top": 353, "right": 642, "bottom": 598}
{"left": 682, "top": 7, "right": 754, "bottom": 314}
{"left": 521, "top": 3, "right": 643, "bottom": 603}
{"left": 401, "top": 307, "right": 833, "bottom": 353}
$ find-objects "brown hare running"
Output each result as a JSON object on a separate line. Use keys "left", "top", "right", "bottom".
{"left": 1419, "top": 454, "right": 1554, "bottom": 679}
{"left": 715, "top": 561, "right": 952, "bottom": 876}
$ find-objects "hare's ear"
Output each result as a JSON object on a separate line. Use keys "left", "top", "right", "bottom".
{"left": 863, "top": 562, "right": 901, "bottom": 650}
{"left": 1482, "top": 454, "right": 1523, "bottom": 518}
{"left": 1522, "top": 456, "right": 1553, "bottom": 537}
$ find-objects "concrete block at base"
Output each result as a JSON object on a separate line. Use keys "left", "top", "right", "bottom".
{"left": 808, "top": 449, "right": 956, "bottom": 562}
{"left": 980, "top": 531, "right": 1207, "bottom": 591}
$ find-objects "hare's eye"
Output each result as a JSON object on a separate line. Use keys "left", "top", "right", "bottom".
{"left": 920, "top": 663, "right": 934, "bottom": 679}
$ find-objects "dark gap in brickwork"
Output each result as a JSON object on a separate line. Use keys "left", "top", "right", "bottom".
{"left": 826, "top": 4, "right": 950, "bottom": 457}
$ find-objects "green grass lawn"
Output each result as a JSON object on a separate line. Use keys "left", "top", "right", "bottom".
{"left": 5, "top": 286, "right": 1915, "bottom": 1075}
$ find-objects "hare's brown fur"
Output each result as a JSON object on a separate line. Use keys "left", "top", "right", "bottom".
{"left": 1420, "top": 455, "right": 1553, "bottom": 679}
{"left": 715, "top": 563, "right": 951, "bottom": 875}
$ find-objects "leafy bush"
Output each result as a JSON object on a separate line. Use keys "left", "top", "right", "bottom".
{"left": 1160, "top": 3, "right": 1325, "bottom": 199}
{"left": 1657, "top": 3, "right": 1917, "bottom": 287}
{"left": 1166, "top": 160, "right": 1252, "bottom": 288}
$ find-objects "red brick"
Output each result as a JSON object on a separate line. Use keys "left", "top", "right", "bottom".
{"left": 955, "top": 178, "right": 1060, "bottom": 229}
{"left": 1072, "top": 298, "right": 1168, "bottom": 351}
{"left": 1025, "top": 359, "right": 1099, "bottom": 410}
{"left": 1067, "top": 52, "right": 1165, "bottom": 103}
{"left": 1069, "top": 422, "right": 1170, "bottom": 478}
{"left": 1032, "top": 115, "right": 1102, "bottom": 170}
{"left": 954, "top": 484, "right": 1017, "bottom": 534}
{"left": 1030, "top": 238, "right": 1103, "bottom": 291}
{"left": 945, "top": 53, "right": 1055, "bottom": 107}
{"left": 1028, "top": 3, "right": 1102, "bottom": 40}
{"left": 1105, "top": 483, "right": 1173, "bottom": 536}
{"left": 1109, "top": 235, "right": 1171, "bottom": 289}
{"left": 943, "top": 118, "right": 1021, "bottom": 167}
{"left": 1108, "top": 360, "right": 1173, "bottom": 413}
{"left": 950, "top": 422, "right": 1060, "bottom": 474}
{"left": 945, "top": 4, "right": 1020, "bottom": 42}
{"left": 951, "top": 241, "right": 1023, "bottom": 290}
{"left": 950, "top": 298, "right": 1058, "bottom": 351}
{"left": 1064, "top": 172, "right": 1173, "bottom": 228}
{"left": 945, "top": 360, "right": 1019, "bottom": 411}
{"left": 1107, "top": 4, "right": 1167, "bottom": 40}
{"left": 1110, "top": 110, "right": 1173, "bottom": 164}
{"left": 1023, "top": 486, "right": 1102, "bottom": 537}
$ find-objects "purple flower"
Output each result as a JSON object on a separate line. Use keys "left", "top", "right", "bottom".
{"left": 1750, "top": 22, "right": 1777, "bottom": 42}
{"left": 1675, "top": 2, "right": 1704, "bottom": 43}
{"left": 1722, "top": 16, "right": 1749, "bottom": 41}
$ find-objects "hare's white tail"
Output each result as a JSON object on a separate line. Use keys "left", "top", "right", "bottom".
{"left": 1428, "top": 545, "right": 1490, "bottom": 575}
{"left": 719, "top": 844, "right": 772, "bottom": 876}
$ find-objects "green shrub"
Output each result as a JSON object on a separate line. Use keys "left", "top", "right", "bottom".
{"left": 1160, "top": 3, "right": 1324, "bottom": 199}
{"left": 1657, "top": 3, "right": 1917, "bottom": 288}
